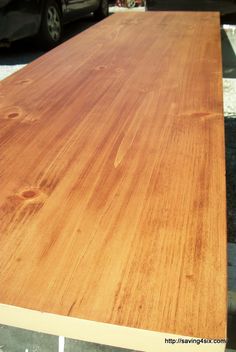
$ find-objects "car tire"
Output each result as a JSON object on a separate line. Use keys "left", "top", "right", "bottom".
{"left": 126, "top": 0, "right": 135, "bottom": 8}
{"left": 94, "top": 0, "right": 109, "bottom": 20}
{"left": 38, "top": 0, "right": 63, "bottom": 49}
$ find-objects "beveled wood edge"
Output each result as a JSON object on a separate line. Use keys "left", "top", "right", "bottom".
{"left": 0, "top": 304, "right": 226, "bottom": 352}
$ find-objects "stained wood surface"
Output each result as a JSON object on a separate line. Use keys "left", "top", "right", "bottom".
{"left": 0, "top": 12, "right": 226, "bottom": 351}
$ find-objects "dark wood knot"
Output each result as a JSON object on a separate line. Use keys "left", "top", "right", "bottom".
{"left": 21, "top": 189, "right": 39, "bottom": 199}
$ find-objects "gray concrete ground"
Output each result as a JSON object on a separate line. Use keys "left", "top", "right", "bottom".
{"left": 64, "top": 339, "right": 137, "bottom": 352}
{"left": 0, "top": 327, "right": 138, "bottom": 352}
{"left": 0, "top": 326, "right": 58, "bottom": 352}
{"left": 0, "top": 7, "right": 236, "bottom": 352}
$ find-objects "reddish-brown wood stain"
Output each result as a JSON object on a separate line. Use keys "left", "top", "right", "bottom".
{"left": 0, "top": 11, "right": 226, "bottom": 348}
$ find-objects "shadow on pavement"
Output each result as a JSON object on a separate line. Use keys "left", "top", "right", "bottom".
{"left": 146, "top": 0, "right": 236, "bottom": 13}
{"left": 225, "top": 118, "right": 236, "bottom": 244}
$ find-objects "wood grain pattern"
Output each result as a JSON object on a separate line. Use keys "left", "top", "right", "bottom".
{"left": 0, "top": 12, "right": 226, "bottom": 351}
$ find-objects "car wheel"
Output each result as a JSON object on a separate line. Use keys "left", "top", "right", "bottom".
{"left": 126, "top": 0, "right": 135, "bottom": 7}
{"left": 38, "top": 0, "right": 62, "bottom": 49}
{"left": 94, "top": 0, "right": 109, "bottom": 20}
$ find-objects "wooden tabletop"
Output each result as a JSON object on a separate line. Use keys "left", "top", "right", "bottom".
{"left": 0, "top": 12, "right": 226, "bottom": 352}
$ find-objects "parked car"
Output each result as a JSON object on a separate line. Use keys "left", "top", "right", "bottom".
{"left": 0, "top": 0, "right": 109, "bottom": 48}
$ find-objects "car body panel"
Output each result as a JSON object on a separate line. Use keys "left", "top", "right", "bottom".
{"left": 64, "top": 0, "right": 98, "bottom": 22}
{"left": 0, "top": 0, "right": 42, "bottom": 42}
{"left": 0, "top": 0, "right": 100, "bottom": 43}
